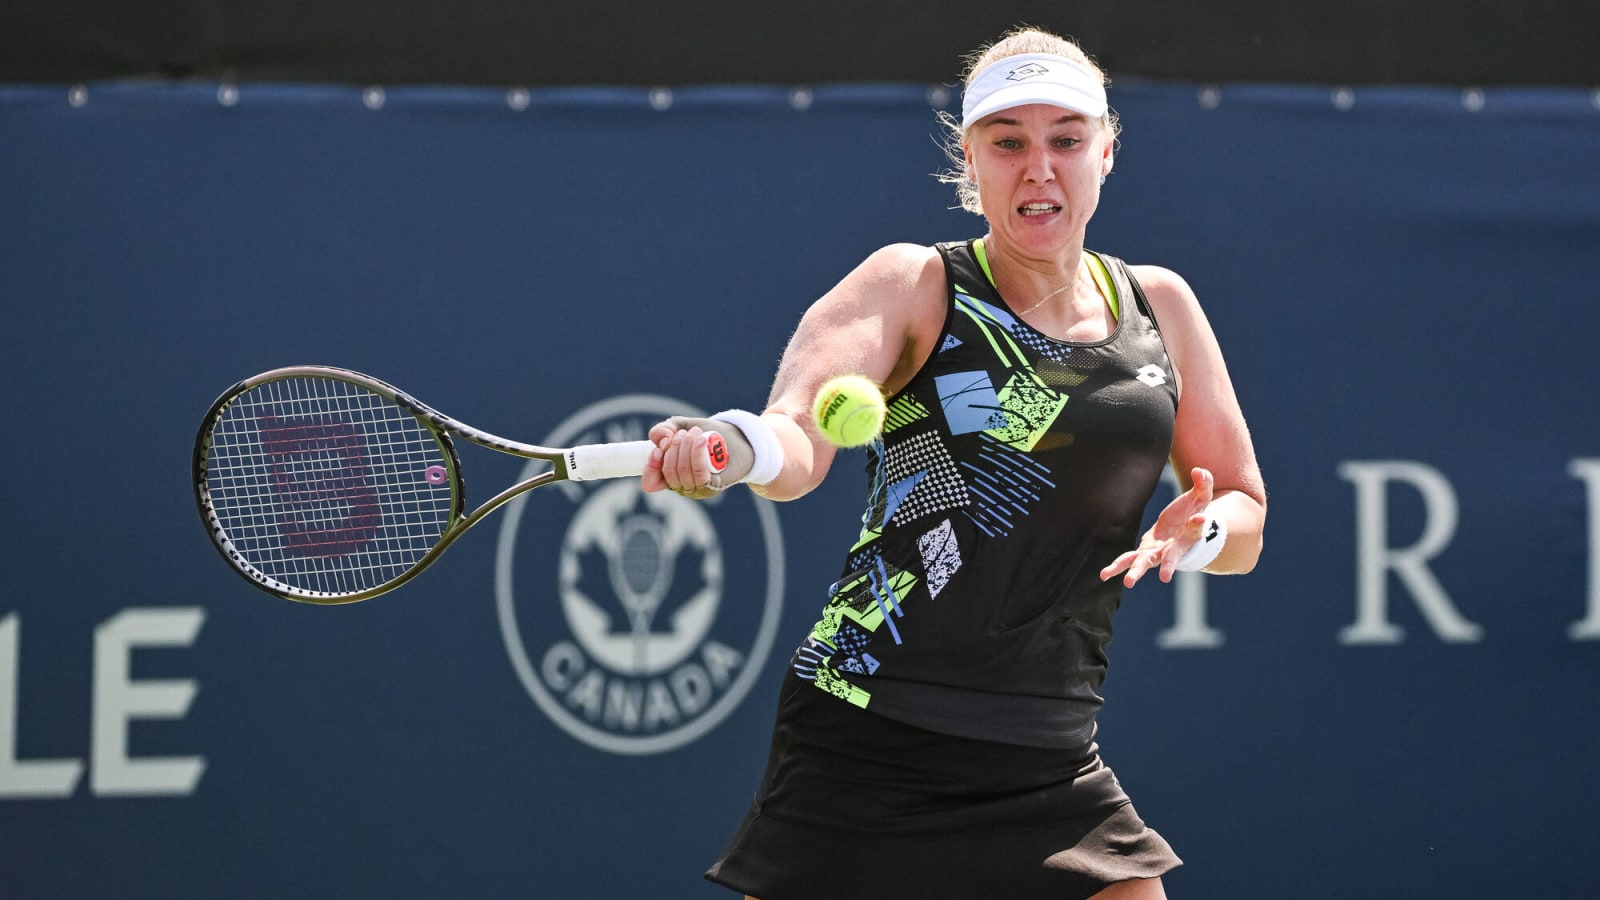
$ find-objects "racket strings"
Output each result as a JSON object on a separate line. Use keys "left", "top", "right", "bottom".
{"left": 203, "top": 375, "right": 456, "bottom": 596}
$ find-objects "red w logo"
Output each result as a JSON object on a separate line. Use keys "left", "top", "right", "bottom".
{"left": 260, "top": 415, "right": 381, "bottom": 557}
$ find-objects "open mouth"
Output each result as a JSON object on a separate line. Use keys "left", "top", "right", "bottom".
{"left": 1019, "top": 203, "right": 1061, "bottom": 217}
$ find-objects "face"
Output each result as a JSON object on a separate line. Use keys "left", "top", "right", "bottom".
{"left": 963, "top": 103, "right": 1115, "bottom": 258}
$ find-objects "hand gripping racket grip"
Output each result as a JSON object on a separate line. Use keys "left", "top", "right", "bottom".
{"left": 564, "top": 440, "right": 657, "bottom": 481}
{"left": 562, "top": 433, "right": 729, "bottom": 482}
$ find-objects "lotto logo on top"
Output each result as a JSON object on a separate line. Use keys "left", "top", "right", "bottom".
{"left": 494, "top": 396, "right": 785, "bottom": 755}
{"left": 1007, "top": 63, "right": 1050, "bottom": 81}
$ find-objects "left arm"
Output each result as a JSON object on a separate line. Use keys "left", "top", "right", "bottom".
{"left": 1100, "top": 265, "right": 1266, "bottom": 586}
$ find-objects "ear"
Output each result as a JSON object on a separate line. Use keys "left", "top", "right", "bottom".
{"left": 1100, "top": 139, "right": 1115, "bottom": 178}
{"left": 963, "top": 143, "right": 977, "bottom": 181}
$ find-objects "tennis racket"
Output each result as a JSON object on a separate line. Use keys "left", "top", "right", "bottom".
{"left": 193, "top": 365, "right": 716, "bottom": 605}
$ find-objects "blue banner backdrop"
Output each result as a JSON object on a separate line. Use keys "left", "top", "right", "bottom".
{"left": 2, "top": 80, "right": 1597, "bottom": 898}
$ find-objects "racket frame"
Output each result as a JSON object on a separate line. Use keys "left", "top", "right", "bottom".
{"left": 194, "top": 365, "right": 645, "bottom": 604}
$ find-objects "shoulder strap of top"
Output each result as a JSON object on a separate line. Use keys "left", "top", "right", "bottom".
{"left": 1083, "top": 252, "right": 1120, "bottom": 321}
{"left": 1093, "top": 252, "right": 1162, "bottom": 334}
{"left": 937, "top": 239, "right": 992, "bottom": 302}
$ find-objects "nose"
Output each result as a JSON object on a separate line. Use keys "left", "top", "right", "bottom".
{"left": 1023, "top": 145, "right": 1055, "bottom": 184}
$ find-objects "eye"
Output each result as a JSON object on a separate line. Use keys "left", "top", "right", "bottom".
{"left": 1056, "top": 137, "right": 1081, "bottom": 149}
{"left": 995, "top": 137, "right": 1022, "bottom": 150}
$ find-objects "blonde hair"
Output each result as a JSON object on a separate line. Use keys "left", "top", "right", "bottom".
{"left": 938, "top": 27, "right": 1120, "bottom": 214}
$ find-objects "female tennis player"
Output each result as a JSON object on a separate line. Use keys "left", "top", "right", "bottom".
{"left": 645, "top": 26, "right": 1266, "bottom": 900}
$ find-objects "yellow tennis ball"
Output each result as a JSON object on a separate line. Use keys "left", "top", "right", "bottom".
{"left": 812, "top": 375, "right": 886, "bottom": 448}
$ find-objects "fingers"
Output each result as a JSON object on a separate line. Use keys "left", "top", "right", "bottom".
{"left": 1099, "top": 551, "right": 1136, "bottom": 584}
{"left": 645, "top": 421, "right": 721, "bottom": 497}
{"left": 668, "top": 427, "right": 710, "bottom": 487}
{"left": 1100, "top": 540, "right": 1184, "bottom": 587}
{"left": 642, "top": 422, "right": 674, "bottom": 493}
{"left": 1156, "top": 549, "right": 1180, "bottom": 584}
{"left": 1100, "top": 546, "right": 1160, "bottom": 587}
{"left": 1098, "top": 471, "right": 1220, "bottom": 586}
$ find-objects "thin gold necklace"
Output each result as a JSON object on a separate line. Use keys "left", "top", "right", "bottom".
{"left": 1015, "top": 255, "right": 1088, "bottom": 317}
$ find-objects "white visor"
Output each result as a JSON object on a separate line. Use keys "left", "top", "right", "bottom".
{"left": 961, "top": 53, "right": 1108, "bottom": 128}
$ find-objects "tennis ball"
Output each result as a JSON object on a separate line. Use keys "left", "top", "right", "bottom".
{"left": 812, "top": 375, "right": 886, "bottom": 448}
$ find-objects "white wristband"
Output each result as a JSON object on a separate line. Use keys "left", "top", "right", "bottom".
{"left": 1175, "top": 513, "right": 1228, "bottom": 572}
{"left": 710, "top": 409, "right": 783, "bottom": 486}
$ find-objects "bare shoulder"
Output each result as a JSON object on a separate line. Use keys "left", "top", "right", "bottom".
{"left": 768, "top": 242, "right": 949, "bottom": 403}
{"left": 1126, "top": 264, "right": 1202, "bottom": 318}
{"left": 868, "top": 241, "right": 943, "bottom": 267}
{"left": 858, "top": 244, "right": 948, "bottom": 391}
{"left": 807, "top": 241, "right": 946, "bottom": 345}
{"left": 851, "top": 242, "right": 945, "bottom": 294}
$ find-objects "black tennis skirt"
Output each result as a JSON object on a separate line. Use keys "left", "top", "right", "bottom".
{"left": 706, "top": 671, "right": 1180, "bottom": 900}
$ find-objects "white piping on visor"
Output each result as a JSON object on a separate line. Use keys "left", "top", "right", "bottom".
{"left": 961, "top": 53, "right": 1108, "bottom": 128}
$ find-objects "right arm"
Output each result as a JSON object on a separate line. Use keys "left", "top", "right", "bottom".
{"left": 645, "top": 242, "right": 947, "bottom": 500}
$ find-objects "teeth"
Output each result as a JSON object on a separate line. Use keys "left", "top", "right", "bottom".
{"left": 1020, "top": 203, "right": 1058, "bottom": 216}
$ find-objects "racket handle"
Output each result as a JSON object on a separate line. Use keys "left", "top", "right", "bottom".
{"left": 564, "top": 440, "right": 656, "bottom": 481}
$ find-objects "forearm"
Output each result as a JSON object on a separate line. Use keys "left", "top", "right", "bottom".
{"left": 748, "top": 410, "right": 835, "bottom": 502}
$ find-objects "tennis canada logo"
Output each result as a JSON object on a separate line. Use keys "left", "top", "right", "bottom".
{"left": 494, "top": 396, "right": 784, "bottom": 755}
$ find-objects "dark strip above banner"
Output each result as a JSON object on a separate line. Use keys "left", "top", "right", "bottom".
{"left": 3, "top": 0, "right": 1598, "bottom": 87}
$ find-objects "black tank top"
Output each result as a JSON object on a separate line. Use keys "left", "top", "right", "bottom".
{"left": 791, "top": 240, "right": 1179, "bottom": 748}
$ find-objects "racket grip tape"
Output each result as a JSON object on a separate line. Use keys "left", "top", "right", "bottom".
{"left": 565, "top": 440, "right": 656, "bottom": 481}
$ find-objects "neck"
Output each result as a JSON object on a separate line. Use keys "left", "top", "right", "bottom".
{"left": 979, "top": 235, "right": 1089, "bottom": 315}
